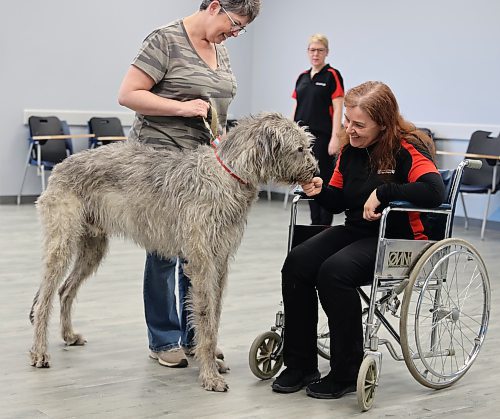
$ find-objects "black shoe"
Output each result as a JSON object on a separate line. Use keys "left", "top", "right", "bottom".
{"left": 306, "top": 373, "right": 356, "bottom": 399}
{"left": 271, "top": 367, "right": 321, "bottom": 394}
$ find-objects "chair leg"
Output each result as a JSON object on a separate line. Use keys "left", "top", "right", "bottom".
{"left": 17, "top": 164, "right": 30, "bottom": 205}
{"left": 460, "top": 192, "right": 469, "bottom": 230}
{"left": 480, "top": 190, "right": 492, "bottom": 240}
{"left": 283, "top": 188, "right": 290, "bottom": 209}
{"left": 41, "top": 165, "right": 46, "bottom": 192}
{"left": 17, "top": 144, "right": 34, "bottom": 205}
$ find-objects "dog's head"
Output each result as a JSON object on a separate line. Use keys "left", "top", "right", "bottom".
{"left": 219, "top": 113, "right": 318, "bottom": 185}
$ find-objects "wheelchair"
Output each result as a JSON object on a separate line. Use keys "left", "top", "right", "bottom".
{"left": 249, "top": 159, "right": 491, "bottom": 411}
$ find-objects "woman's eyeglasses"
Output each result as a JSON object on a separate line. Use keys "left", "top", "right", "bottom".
{"left": 221, "top": 6, "right": 247, "bottom": 35}
{"left": 308, "top": 48, "right": 327, "bottom": 54}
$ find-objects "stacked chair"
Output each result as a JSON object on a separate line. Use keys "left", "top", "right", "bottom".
{"left": 88, "top": 117, "right": 126, "bottom": 149}
{"left": 459, "top": 130, "right": 500, "bottom": 239}
{"left": 17, "top": 116, "right": 73, "bottom": 204}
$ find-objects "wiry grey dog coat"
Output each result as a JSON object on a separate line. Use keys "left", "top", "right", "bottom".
{"left": 29, "top": 112, "right": 318, "bottom": 392}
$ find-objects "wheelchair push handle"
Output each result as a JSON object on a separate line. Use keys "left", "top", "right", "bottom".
{"left": 465, "top": 159, "right": 482, "bottom": 170}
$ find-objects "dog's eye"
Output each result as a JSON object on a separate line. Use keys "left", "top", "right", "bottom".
{"left": 298, "top": 146, "right": 304, "bottom": 152}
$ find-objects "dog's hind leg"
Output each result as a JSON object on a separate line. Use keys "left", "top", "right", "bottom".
{"left": 30, "top": 193, "right": 82, "bottom": 368}
{"left": 59, "top": 232, "right": 109, "bottom": 346}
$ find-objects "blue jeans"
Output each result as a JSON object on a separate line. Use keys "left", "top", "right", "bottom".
{"left": 143, "top": 253, "right": 195, "bottom": 352}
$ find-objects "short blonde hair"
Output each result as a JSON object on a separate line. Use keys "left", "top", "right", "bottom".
{"left": 308, "top": 33, "right": 329, "bottom": 50}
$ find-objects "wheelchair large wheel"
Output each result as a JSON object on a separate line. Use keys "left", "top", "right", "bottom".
{"left": 400, "top": 238, "right": 490, "bottom": 389}
{"left": 356, "top": 356, "right": 378, "bottom": 412}
{"left": 249, "top": 331, "right": 283, "bottom": 380}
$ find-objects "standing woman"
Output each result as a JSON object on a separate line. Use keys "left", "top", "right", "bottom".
{"left": 118, "top": 0, "right": 261, "bottom": 368}
{"left": 292, "top": 34, "right": 345, "bottom": 226}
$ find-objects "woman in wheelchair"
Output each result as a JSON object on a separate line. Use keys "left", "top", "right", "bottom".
{"left": 271, "top": 81, "right": 445, "bottom": 399}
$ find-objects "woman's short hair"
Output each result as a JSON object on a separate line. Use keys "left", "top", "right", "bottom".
{"left": 200, "top": 0, "right": 261, "bottom": 23}
{"left": 308, "top": 34, "right": 329, "bottom": 50}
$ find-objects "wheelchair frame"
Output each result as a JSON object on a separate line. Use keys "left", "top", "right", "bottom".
{"left": 249, "top": 159, "right": 490, "bottom": 411}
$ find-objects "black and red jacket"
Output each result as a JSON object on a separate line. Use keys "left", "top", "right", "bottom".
{"left": 315, "top": 139, "right": 445, "bottom": 240}
{"left": 292, "top": 64, "right": 344, "bottom": 135}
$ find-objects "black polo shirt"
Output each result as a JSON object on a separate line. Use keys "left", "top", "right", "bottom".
{"left": 292, "top": 64, "right": 344, "bottom": 135}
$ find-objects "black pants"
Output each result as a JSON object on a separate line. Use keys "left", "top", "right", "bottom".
{"left": 281, "top": 225, "right": 377, "bottom": 381}
{"left": 309, "top": 130, "right": 336, "bottom": 225}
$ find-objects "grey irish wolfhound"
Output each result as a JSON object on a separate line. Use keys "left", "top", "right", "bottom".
{"left": 29, "top": 112, "right": 317, "bottom": 392}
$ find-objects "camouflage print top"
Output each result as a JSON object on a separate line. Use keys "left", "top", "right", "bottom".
{"left": 128, "top": 19, "right": 237, "bottom": 151}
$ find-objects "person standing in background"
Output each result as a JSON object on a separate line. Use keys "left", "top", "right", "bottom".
{"left": 118, "top": 0, "right": 261, "bottom": 369}
{"left": 292, "top": 34, "right": 344, "bottom": 225}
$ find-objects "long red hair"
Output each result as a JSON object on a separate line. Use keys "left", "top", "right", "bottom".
{"left": 338, "top": 81, "right": 435, "bottom": 171}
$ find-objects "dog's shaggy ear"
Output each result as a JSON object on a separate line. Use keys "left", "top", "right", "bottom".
{"left": 218, "top": 112, "right": 315, "bottom": 184}
{"left": 252, "top": 113, "right": 314, "bottom": 159}
{"left": 252, "top": 113, "right": 288, "bottom": 159}
{"left": 219, "top": 113, "right": 286, "bottom": 182}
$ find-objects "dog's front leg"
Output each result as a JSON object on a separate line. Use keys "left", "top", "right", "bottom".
{"left": 213, "top": 262, "right": 230, "bottom": 374}
{"left": 189, "top": 264, "right": 228, "bottom": 392}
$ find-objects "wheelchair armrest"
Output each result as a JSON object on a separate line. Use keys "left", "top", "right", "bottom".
{"left": 292, "top": 186, "right": 310, "bottom": 199}
{"left": 295, "top": 191, "right": 309, "bottom": 199}
{"left": 388, "top": 201, "right": 451, "bottom": 211}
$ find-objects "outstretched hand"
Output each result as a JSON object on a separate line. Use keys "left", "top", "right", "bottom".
{"left": 363, "top": 189, "right": 382, "bottom": 221}
{"left": 301, "top": 177, "right": 323, "bottom": 196}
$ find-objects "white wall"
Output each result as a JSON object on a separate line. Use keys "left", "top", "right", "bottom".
{"left": 0, "top": 0, "right": 253, "bottom": 197}
{"left": 250, "top": 0, "right": 500, "bottom": 221}
{"left": 2, "top": 0, "right": 500, "bottom": 221}
{"left": 251, "top": 0, "right": 500, "bottom": 133}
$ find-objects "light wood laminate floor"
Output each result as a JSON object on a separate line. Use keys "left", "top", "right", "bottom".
{"left": 0, "top": 199, "right": 499, "bottom": 418}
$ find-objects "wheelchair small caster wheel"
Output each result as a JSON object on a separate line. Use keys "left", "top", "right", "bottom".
{"left": 357, "top": 357, "right": 378, "bottom": 411}
{"left": 248, "top": 331, "right": 283, "bottom": 380}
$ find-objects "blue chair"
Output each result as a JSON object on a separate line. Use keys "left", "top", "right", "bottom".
{"left": 416, "top": 127, "right": 435, "bottom": 141}
{"left": 88, "top": 117, "right": 126, "bottom": 149}
{"left": 459, "top": 130, "right": 500, "bottom": 239}
{"left": 17, "top": 116, "right": 73, "bottom": 204}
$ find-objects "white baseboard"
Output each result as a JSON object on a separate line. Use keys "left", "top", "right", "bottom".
{"left": 414, "top": 121, "right": 500, "bottom": 140}
{"left": 23, "top": 109, "right": 135, "bottom": 126}
{"left": 22, "top": 111, "right": 500, "bottom": 140}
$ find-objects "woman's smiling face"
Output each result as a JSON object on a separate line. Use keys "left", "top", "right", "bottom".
{"left": 344, "top": 106, "right": 384, "bottom": 148}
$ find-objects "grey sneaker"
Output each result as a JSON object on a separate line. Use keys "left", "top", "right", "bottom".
{"left": 184, "top": 346, "right": 224, "bottom": 360}
{"left": 149, "top": 348, "right": 188, "bottom": 368}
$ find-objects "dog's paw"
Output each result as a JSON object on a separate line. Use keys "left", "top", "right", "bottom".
{"left": 30, "top": 351, "right": 50, "bottom": 368}
{"left": 215, "top": 347, "right": 224, "bottom": 361}
{"left": 201, "top": 374, "right": 229, "bottom": 392}
{"left": 216, "top": 358, "right": 230, "bottom": 374}
{"left": 64, "top": 333, "right": 87, "bottom": 346}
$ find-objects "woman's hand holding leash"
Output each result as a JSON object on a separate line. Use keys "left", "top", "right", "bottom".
{"left": 301, "top": 177, "right": 323, "bottom": 196}
{"left": 180, "top": 99, "right": 210, "bottom": 118}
